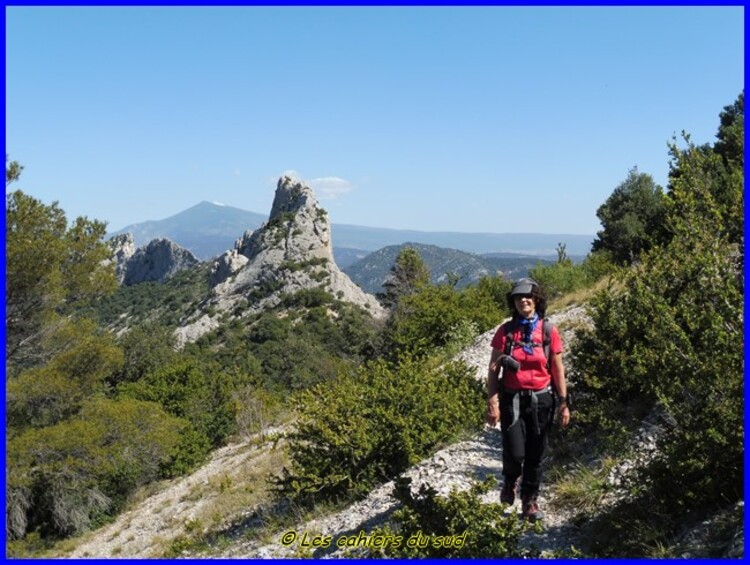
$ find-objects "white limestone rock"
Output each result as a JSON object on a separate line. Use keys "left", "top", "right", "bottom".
{"left": 176, "top": 176, "right": 384, "bottom": 345}
{"left": 122, "top": 238, "right": 200, "bottom": 286}
{"left": 106, "top": 232, "right": 137, "bottom": 284}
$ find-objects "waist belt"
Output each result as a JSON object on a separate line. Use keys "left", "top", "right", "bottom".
{"left": 504, "top": 386, "right": 552, "bottom": 435}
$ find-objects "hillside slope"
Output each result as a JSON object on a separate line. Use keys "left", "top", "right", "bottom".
{"left": 64, "top": 307, "right": 587, "bottom": 558}
{"left": 344, "top": 242, "right": 554, "bottom": 293}
{"left": 60, "top": 304, "right": 743, "bottom": 559}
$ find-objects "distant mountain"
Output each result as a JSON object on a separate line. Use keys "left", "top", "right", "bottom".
{"left": 332, "top": 247, "right": 371, "bottom": 269}
{"left": 108, "top": 202, "right": 267, "bottom": 260}
{"left": 343, "top": 242, "right": 554, "bottom": 293}
{"left": 330, "top": 224, "right": 594, "bottom": 257}
{"left": 108, "top": 201, "right": 595, "bottom": 260}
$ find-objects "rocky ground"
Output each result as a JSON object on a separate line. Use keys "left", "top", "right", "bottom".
{"left": 69, "top": 427, "right": 287, "bottom": 558}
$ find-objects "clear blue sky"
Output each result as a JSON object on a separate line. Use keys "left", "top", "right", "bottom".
{"left": 6, "top": 6, "right": 744, "bottom": 236}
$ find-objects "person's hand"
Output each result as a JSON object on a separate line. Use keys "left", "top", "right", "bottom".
{"left": 487, "top": 399, "right": 500, "bottom": 427}
{"left": 558, "top": 404, "right": 570, "bottom": 427}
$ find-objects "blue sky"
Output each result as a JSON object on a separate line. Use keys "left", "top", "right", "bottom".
{"left": 5, "top": 6, "right": 744, "bottom": 236}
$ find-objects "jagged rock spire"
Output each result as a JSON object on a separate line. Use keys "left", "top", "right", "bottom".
{"left": 177, "top": 176, "right": 384, "bottom": 346}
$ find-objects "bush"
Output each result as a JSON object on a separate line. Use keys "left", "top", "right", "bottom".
{"left": 118, "top": 360, "right": 237, "bottom": 449}
{"left": 384, "top": 277, "right": 509, "bottom": 358}
{"left": 275, "top": 357, "right": 485, "bottom": 504}
{"left": 529, "top": 250, "right": 614, "bottom": 299}
{"left": 7, "top": 321, "right": 124, "bottom": 431}
{"left": 6, "top": 397, "right": 185, "bottom": 539}
{"left": 571, "top": 94, "right": 743, "bottom": 531}
{"left": 369, "top": 477, "right": 534, "bottom": 558}
{"left": 111, "top": 322, "right": 178, "bottom": 385}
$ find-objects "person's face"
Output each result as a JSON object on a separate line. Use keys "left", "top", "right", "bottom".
{"left": 513, "top": 294, "right": 536, "bottom": 318}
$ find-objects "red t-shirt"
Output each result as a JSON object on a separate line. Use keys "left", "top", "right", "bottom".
{"left": 490, "top": 319, "right": 563, "bottom": 391}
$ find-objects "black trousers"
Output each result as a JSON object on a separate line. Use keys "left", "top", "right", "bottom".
{"left": 500, "top": 390, "right": 554, "bottom": 498}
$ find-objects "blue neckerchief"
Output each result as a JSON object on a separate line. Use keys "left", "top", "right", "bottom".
{"left": 518, "top": 314, "right": 539, "bottom": 354}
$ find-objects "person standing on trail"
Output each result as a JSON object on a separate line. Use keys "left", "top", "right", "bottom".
{"left": 486, "top": 278, "right": 570, "bottom": 522}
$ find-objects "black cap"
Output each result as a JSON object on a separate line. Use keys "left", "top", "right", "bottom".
{"left": 509, "top": 278, "right": 538, "bottom": 296}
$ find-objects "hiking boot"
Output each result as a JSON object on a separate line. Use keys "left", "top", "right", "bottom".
{"left": 521, "top": 494, "right": 544, "bottom": 522}
{"left": 500, "top": 477, "right": 519, "bottom": 505}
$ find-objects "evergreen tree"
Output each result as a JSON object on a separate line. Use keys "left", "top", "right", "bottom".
{"left": 379, "top": 247, "right": 431, "bottom": 308}
{"left": 573, "top": 93, "right": 744, "bottom": 531}
{"left": 5, "top": 165, "right": 116, "bottom": 372}
{"left": 591, "top": 167, "right": 667, "bottom": 264}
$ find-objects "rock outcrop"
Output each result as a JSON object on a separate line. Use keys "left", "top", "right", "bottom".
{"left": 111, "top": 237, "right": 200, "bottom": 286}
{"left": 210, "top": 230, "right": 253, "bottom": 287}
{"left": 175, "top": 176, "right": 385, "bottom": 346}
{"left": 106, "top": 233, "right": 137, "bottom": 284}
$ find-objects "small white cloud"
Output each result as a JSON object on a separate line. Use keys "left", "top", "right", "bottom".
{"left": 234, "top": 169, "right": 241, "bottom": 177}
{"left": 266, "top": 169, "right": 302, "bottom": 185}
{"left": 310, "top": 176, "right": 354, "bottom": 200}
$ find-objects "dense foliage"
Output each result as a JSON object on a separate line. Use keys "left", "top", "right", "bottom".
{"left": 529, "top": 248, "right": 614, "bottom": 299}
{"left": 5, "top": 189, "right": 116, "bottom": 373}
{"left": 93, "top": 264, "right": 212, "bottom": 330}
{"left": 383, "top": 275, "right": 510, "bottom": 358}
{"left": 275, "top": 357, "right": 485, "bottom": 505}
{"left": 184, "top": 290, "right": 381, "bottom": 393}
{"left": 7, "top": 397, "right": 187, "bottom": 539}
{"left": 7, "top": 319, "right": 124, "bottom": 431}
{"left": 119, "top": 360, "right": 235, "bottom": 446}
{"left": 570, "top": 93, "right": 743, "bottom": 554}
{"left": 591, "top": 168, "right": 667, "bottom": 264}
{"left": 369, "top": 477, "right": 533, "bottom": 558}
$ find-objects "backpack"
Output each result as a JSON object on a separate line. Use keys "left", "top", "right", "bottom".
{"left": 503, "top": 317, "right": 554, "bottom": 372}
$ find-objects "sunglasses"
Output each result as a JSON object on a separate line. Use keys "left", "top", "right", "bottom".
{"left": 514, "top": 294, "right": 534, "bottom": 300}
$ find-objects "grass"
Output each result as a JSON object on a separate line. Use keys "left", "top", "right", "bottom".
{"left": 152, "top": 440, "right": 291, "bottom": 557}
{"left": 548, "top": 275, "right": 619, "bottom": 312}
{"left": 548, "top": 457, "right": 618, "bottom": 515}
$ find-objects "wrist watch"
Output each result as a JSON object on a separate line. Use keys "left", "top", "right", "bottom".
{"left": 558, "top": 396, "right": 568, "bottom": 407}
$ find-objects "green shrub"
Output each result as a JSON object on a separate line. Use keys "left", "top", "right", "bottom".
{"left": 275, "top": 357, "right": 484, "bottom": 505}
{"left": 111, "top": 322, "right": 178, "bottom": 385}
{"left": 369, "top": 477, "right": 535, "bottom": 558}
{"left": 571, "top": 94, "right": 744, "bottom": 530}
{"left": 7, "top": 321, "right": 124, "bottom": 431}
{"left": 384, "top": 277, "right": 508, "bottom": 359}
{"left": 118, "top": 360, "right": 236, "bottom": 448}
{"left": 6, "top": 397, "right": 185, "bottom": 539}
{"left": 529, "top": 250, "right": 614, "bottom": 299}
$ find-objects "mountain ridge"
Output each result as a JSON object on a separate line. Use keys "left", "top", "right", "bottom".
{"left": 108, "top": 202, "right": 595, "bottom": 260}
{"left": 343, "top": 242, "right": 556, "bottom": 293}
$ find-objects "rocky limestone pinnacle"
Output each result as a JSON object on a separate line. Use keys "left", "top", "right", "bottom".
{"left": 269, "top": 175, "right": 318, "bottom": 223}
{"left": 176, "top": 176, "right": 385, "bottom": 346}
{"left": 121, "top": 238, "right": 200, "bottom": 286}
{"left": 106, "top": 233, "right": 137, "bottom": 284}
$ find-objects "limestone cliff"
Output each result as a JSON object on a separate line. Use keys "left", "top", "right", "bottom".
{"left": 107, "top": 235, "right": 200, "bottom": 286}
{"left": 106, "top": 233, "right": 137, "bottom": 284}
{"left": 175, "top": 176, "right": 385, "bottom": 345}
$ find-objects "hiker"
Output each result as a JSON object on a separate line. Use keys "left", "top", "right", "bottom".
{"left": 486, "top": 277, "right": 570, "bottom": 522}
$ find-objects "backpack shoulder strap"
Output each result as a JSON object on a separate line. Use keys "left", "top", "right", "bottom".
{"left": 542, "top": 317, "right": 554, "bottom": 370}
{"left": 503, "top": 319, "right": 516, "bottom": 356}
